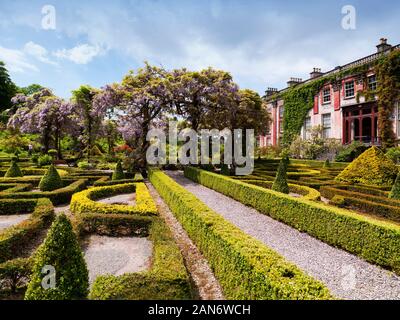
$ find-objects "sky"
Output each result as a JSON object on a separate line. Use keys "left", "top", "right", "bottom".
{"left": 0, "top": 0, "right": 399, "bottom": 99}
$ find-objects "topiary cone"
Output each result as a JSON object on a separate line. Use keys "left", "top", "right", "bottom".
{"left": 272, "top": 158, "right": 289, "bottom": 194}
{"left": 4, "top": 160, "right": 23, "bottom": 177}
{"left": 25, "top": 214, "right": 89, "bottom": 300}
{"left": 39, "top": 164, "right": 63, "bottom": 191}
{"left": 112, "top": 160, "right": 125, "bottom": 181}
{"left": 389, "top": 173, "right": 400, "bottom": 199}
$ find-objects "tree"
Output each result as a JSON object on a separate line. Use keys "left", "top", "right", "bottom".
{"left": 25, "top": 214, "right": 89, "bottom": 300}
{"left": 169, "top": 68, "right": 239, "bottom": 131}
{"left": 7, "top": 89, "right": 77, "bottom": 157}
{"left": 18, "top": 84, "right": 45, "bottom": 96}
{"left": 0, "top": 61, "right": 17, "bottom": 113}
{"left": 71, "top": 85, "right": 103, "bottom": 160}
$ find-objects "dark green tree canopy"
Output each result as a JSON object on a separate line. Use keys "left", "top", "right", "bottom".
{"left": 0, "top": 61, "right": 17, "bottom": 112}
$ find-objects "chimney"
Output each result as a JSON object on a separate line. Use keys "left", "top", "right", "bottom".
{"left": 377, "top": 38, "right": 392, "bottom": 53}
{"left": 310, "top": 68, "right": 323, "bottom": 79}
{"left": 265, "top": 87, "right": 278, "bottom": 97}
{"left": 287, "top": 77, "right": 302, "bottom": 87}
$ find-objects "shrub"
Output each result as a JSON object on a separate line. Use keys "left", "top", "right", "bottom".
{"left": 149, "top": 168, "right": 331, "bottom": 299}
{"left": 39, "top": 165, "right": 63, "bottom": 192}
{"left": 77, "top": 161, "right": 95, "bottom": 170}
{"left": 31, "top": 154, "right": 39, "bottom": 165}
{"left": 4, "top": 160, "right": 23, "bottom": 178}
{"left": 386, "top": 147, "right": 400, "bottom": 164}
{"left": 38, "top": 155, "right": 52, "bottom": 167}
{"left": 336, "top": 146, "right": 398, "bottom": 187}
{"left": 272, "top": 158, "right": 289, "bottom": 194}
{"left": 70, "top": 183, "right": 157, "bottom": 216}
{"left": 25, "top": 214, "right": 89, "bottom": 300}
{"left": 184, "top": 167, "right": 400, "bottom": 274}
{"left": 0, "top": 258, "right": 32, "bottom": 294}
{"left": 389, "top": 173, "right": 400, "bottom": 200}
{"left": 335, "top": 141, "right": 368, "bottom": 162}
{"left": 112, "top": 161, "right": 125, "bottom": 180}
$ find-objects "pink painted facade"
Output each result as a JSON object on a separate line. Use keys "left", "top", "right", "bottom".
{"left": 259, "top": 39, "right": 400, "bottom": 148}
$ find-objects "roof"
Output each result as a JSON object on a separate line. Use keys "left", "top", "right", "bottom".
{"left": 265, "top": 43, "right": 400, "bottom": 99}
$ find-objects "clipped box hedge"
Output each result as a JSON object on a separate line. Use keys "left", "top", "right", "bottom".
{"left": 92, "top": 174, "right": 144, "bottom": 187}
{"left": 320, "top": 185, "right": 400, "bottom": 222}
{"left": 149, "top": 168, "right": 332, "bottom": 300}
{"left": 70, "top": 183, "right": 157, "bottom": 216}
{"left": 242, "top": 179, "right": 321, "bottom": 201}
{"left": 0, "top": 179, "right": 87, "bottom": 205}
{"left": 184, "top": 167, "right": 400, "bottom": 275}
{"left": 0, "top": 198, "right": 55, "bottom": 263}
{"left": 89, "top": 217, "right": 191, "bottom": 300}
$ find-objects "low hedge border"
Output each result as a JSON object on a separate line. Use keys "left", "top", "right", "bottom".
{"left": 0, "top": 179, "right": 88, "bottom": 205}
{"left": 0, "top": 183, "right": 32, "bottom": 193}
{"left": 320, "top": 186, "right": 400, "bottom": 223}
{"left": 0, "top": 198, "right": 55, "bottom": 263}
{"left": 0, "top": 199, "right": 38, "bottom": 215}
{"left": 242, "top": 180, "right": 321, "bottom": 201}
{"left": 88, "top": 216, "right": 191, "bottom": 300}
{"left": 184, "top": 167, "right": 400, "bottom": 275}
{"left": 92, "top": 174, "right": 145, "bottom": 187}
{"left": 70, "top": 183, "right": 157, "bottom": 216}
{"left": 149, "top": 168, "right": 332, "bottom": 300}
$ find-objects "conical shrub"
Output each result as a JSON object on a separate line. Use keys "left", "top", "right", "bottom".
{"left": 4, "top": 159, "right": 23, "bottom": 177}
{"left": 25, "top": 214, "right": 89, "bottom": 300}
{"left": 272, "top": 157, "right": 289, "bottom": 194}
{"left": 112, "top": 160, "right": 125, "bottom": 181}
{"left": 389, "top": 173, "right": 400, "bottom": 199}
{"left": 336, "top": 146, "right": 398, "bottom": 186}
{"left": 323, "top": 159, "right": 331, "bottom": 168}
{"left": 39, "top": 164, "right": 63, "bottom": 191}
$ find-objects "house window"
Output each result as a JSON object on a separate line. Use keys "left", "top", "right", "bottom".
{"left": 303, "top": 117, "right": 311, "bottom": 140}
{"left": 279, "top": 106, "right": 284, "bottom": 119}
{"left": 344, "top": 81, "right": 355, "bottom": 98}
{"left": 323, "top": 88, "right": 331, "bottom": 103}
{"left": 322, "top": 113, "right": 331, "bottom": 138}
{"left": 368, "top": 75, "right": 377, "bottom": 91}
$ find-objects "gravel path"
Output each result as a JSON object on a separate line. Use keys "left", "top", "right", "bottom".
{"left": 0, "top": 214, "right": 30, "bottom": 231}
{"left": 83, "top": 235, "right": 153, "bottom": 284}
{"left": 146, "top": 182, "right": 224, "bottom": 300}
{"left": 167, "top": 171, "right": 400, "bottom": 300}
{"left": 96, "top": 193, "right": 136, "bottom": 206}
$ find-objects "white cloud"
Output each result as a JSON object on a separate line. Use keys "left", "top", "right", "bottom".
{"left": 24, "top": 41, "right": 57, "bottom": 66}
{"left": 53, "top": 44, "right": 103, "bottom": 64}
{"left": 0, "top": 46, "right": 38, "bottom": 73}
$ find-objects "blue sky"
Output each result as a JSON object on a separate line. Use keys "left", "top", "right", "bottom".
{"left": 0, "top": 0, "right": 399, "bottom": 99}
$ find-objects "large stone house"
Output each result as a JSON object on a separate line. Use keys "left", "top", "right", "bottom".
{"left": 259, "top": 38, "right": 400, "bottom": 147}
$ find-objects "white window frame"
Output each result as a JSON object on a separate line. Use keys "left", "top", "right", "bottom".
{"left": 368, "top": 75, "right": 377, "bottom": 91}
{"left": 323, "top": 88, "right": 331, "bottom": 104}
{"left": 322, "top": 113, "right": 331, "bottom": 138}
{"left": 344, "top": 81, "right": 355, "bottom": 98}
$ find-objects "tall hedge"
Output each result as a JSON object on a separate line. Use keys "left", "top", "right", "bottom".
{"left": 25, "top": 214, "right": 89, "bottom": 300}
{"left": 272, "top": 158, "right": 289, "bottom": 194}
{"left": 112, "top": 161, "right": 125, "bottom": 181}
{"left": 39, "top": 164, "right": 63, "bottom": 191}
